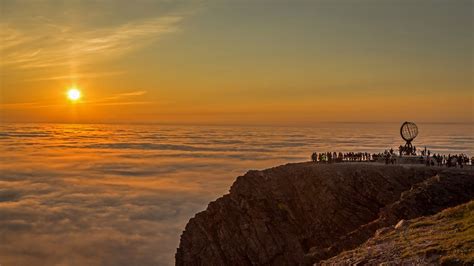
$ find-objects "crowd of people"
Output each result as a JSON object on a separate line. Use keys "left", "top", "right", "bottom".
{"left": 431, "top": 154, "right": 471, "bottom": 168}
{"left": 311, "top": 149, "right": 472, "bottom": 167}
{"left": 311, "top": 152, "right": 373, "bottom": 163}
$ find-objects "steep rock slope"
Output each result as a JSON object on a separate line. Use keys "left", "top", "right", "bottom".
{"left": 305, "top": 169, "right": 474, "bottom": 263}
{"left": 176, "top": 163, "right": 474, "bottom": 265}
{"left": 319, "top": 200, "right": 474, "bottom": 265}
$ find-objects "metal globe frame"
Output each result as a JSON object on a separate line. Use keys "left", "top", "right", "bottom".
{"left": 400, "top": 121, "right": 418, "bottom": 156}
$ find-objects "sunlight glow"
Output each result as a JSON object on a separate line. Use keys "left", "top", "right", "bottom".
{"left": 67, "top": 88, "right": 81, "bottom": 101}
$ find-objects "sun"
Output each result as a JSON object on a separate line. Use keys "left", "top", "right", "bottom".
{"left": 67, "top": 88, "right": 82, "bottom": 101}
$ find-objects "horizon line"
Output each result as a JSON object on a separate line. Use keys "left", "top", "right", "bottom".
{"left": 1, "top": 120, "right": 473, "bottom": 128}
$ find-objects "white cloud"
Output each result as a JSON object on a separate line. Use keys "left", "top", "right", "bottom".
{"left": 0, "top": 15, "right": 183, "bottom": 69}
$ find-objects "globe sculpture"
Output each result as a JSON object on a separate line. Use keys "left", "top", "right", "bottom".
{"left": 400, "top": 121, "right": 418, "bottom": 156}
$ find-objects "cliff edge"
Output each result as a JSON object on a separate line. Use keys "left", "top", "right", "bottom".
{"left": 176, "top": 163, "right": 474, "bottom": 265}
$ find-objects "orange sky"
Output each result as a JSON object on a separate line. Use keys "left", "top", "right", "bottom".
{"left": 0, "top": 0, "right": 472, "bottom": 125}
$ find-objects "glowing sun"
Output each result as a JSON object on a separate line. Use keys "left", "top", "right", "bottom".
{"left": 67, "top": 88, "right": 81, "bottom": 101}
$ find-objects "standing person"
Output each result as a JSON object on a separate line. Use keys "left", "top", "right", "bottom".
{"left": 311, "top": 152, "right": 318, "bottom": 162}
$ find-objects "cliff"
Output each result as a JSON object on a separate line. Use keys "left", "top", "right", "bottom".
{"left": 319, "top": 200, "right": 474, "bottom": 265}
{"left": 176, "top": 163, "right": 474, "bottom": 265}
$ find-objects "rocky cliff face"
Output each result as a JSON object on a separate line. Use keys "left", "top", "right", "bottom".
{"left": 176, "top": 163, "right": 474, "bottom": 265}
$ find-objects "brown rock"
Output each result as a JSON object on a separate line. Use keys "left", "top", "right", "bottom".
{"left": 175, "top": 163, "right": 474, "bottom": 266}
{"left": 394, "top": 219, "right": 408, "bottom": 229}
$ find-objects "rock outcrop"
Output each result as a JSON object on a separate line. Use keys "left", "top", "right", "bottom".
{"left": 318, "top": 200, "right": 474, "bottom": 265}
{"left": 176, "top": 163, "right": 474, "bottom": 265}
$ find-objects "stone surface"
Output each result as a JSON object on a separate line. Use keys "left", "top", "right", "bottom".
{"left": 394, "top": 219, "right": 407, "bottom": 229}
{"left": 175, "top": 163, "right": 474, "bottom": 265}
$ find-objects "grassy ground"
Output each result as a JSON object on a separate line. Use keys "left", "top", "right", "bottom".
{"left": 320, "top": 200, "right": 474, "bottom": 265}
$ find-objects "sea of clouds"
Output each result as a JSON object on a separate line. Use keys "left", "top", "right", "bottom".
{"left": 0, "top": 123, "right": 472, "bottom": 265}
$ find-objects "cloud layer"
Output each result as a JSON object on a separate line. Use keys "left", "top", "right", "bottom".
{"left": 0, "top": 123, "right": 472, "bottom": 265}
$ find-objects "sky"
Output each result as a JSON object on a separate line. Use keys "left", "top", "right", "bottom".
{"left": 0, "top": 0, "right": 472, "bottom": 125}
